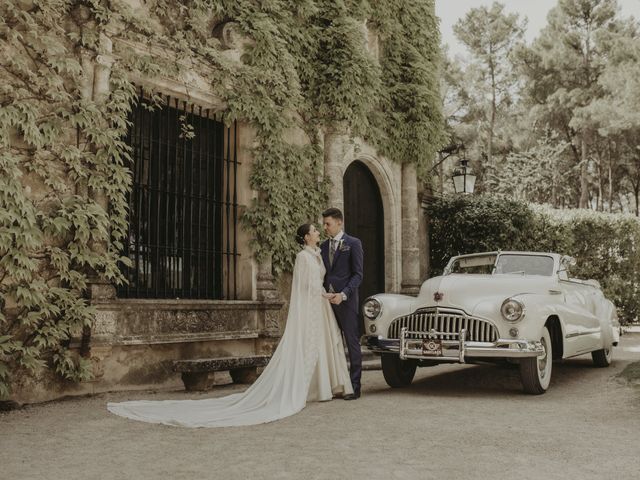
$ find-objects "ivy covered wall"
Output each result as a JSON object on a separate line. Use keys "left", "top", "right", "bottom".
{"left": 0, "top": 0, "right": 443, "bottom": 398}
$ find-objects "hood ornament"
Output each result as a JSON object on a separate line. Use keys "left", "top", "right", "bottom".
{"left": 433, "top": 291, "right": 444, "bottom": 302}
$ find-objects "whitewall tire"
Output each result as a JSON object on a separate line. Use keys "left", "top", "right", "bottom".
{"left": 519, "top": 326, "right": 553, "bottom": 395}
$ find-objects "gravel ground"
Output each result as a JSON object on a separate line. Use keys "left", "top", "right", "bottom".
{"left": 2, "top": 334, "right": 640, "bottom": 480}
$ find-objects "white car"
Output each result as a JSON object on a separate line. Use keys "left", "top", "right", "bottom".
{"left": 362, "top": 251, "right": 620, "bottom": 394}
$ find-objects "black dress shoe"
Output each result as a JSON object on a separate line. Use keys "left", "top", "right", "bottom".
{"left": 343, "top": 390, "right": 361, "bottom": 400}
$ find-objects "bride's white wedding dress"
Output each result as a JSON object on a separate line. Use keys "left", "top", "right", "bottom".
{"left": 107, "top": 245, "right": 353, "bottom": 427}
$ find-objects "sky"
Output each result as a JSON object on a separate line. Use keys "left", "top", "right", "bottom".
{"left": 436, "top": 0, "right": 640, "bottom": 58}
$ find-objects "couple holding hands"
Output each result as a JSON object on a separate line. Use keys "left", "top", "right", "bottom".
{"left": 108, "top": 208, "right": 364, "bottom": 428}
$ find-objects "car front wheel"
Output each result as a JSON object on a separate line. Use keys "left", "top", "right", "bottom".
{"left": 381, "top": 354, "right": 417, "bottom": 388}
{"left": 519, "top": 326, "right": 552, "bottom": 395}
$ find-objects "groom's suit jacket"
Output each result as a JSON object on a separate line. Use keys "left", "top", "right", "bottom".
{"left": 321, "top": 233, "right": 364, "bottom": 314}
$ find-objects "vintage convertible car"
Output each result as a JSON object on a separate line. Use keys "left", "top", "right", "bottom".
{"left": 361, "top": 251, "right": 620, "bottom": 394}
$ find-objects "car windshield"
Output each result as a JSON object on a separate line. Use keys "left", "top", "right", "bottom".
{"left": 494, "top": 254, "right": 555, "bottom": 276}
{"left": 448, "top": 254, "right": 497, "bottom": 274}
{"left": 446, "top": 253, "right": 556, "bottom": 276}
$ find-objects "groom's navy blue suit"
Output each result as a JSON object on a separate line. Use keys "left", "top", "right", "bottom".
{"left": 321, "top": 233, "right": 364, "bottom": 392}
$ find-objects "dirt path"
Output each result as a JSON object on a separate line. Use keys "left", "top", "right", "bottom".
{"left": 2, "top": 334, "right": 640, "bottom": 480}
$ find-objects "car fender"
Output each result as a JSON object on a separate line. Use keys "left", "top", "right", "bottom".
{"left": 596, "top": 298, "right": 617, "bottom": 348}
{"left": 363, "top": 293, "right": 416, "bottom": 337}
{"left": 472, "top": 293, "right": 566, "bottom": 341}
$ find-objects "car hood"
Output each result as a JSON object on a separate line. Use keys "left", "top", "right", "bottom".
{"left": 418, "top": 274, "right": 553, "bottom": 314}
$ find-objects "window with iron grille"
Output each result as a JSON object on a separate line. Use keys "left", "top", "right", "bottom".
{"left": 118, "top": 93, "right": 239, "bottom": 300}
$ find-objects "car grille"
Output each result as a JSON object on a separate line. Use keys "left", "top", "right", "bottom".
{"left": 388, "top": 308, "right": 498, "bottom": 342}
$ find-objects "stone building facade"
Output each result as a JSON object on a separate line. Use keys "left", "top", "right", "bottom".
{"left": 10, "top": 3, "right": 431, "bottom": 404}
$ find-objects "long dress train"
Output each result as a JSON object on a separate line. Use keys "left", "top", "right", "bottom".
{"left": 107, "top": 246, "right": 353, "bottom": 427}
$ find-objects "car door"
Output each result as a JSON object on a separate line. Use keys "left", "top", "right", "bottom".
{"left": 557, "top": 275, "right": 602, "bottom": 356}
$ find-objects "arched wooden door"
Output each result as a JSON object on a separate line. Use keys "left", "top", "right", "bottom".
{"left": 343, "top": 161, "right": 385, "bottom": 326}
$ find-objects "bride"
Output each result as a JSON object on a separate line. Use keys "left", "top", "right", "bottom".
{"left": 107, "top": 223, "right": 353, "bottom": 427}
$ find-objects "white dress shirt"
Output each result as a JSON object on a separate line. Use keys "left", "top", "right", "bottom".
{"left": 330, "top": 230, "right": 348, "bottom": 301}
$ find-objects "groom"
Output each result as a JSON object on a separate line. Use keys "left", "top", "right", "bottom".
{"left": 321, "top": 208, "right": 364, "bottom": 400}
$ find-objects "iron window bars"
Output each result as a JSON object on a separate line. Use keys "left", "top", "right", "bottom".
{"left": 118, "top": 91, "right": 239, "bottom": 300}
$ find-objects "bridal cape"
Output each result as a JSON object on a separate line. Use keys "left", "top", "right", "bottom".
{"left": 107, "top": 246, "right": 353, "bottom": 427}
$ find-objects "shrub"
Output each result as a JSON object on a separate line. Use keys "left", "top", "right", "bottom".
{"left": 425, "top": 195, "right": 537, "bottom": 274}
{"left": 425, "top": 196, "right": 640, "bottom": 323}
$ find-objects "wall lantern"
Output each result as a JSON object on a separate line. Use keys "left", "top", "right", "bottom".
{"left": 451, "top": 146, "right": 476, "bottom": 194}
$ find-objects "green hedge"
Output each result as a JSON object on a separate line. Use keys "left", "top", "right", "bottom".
{"left": 425, "top": 196, "right": 640, "bottom": 323}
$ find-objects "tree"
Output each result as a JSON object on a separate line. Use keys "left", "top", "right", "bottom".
{"left": 517, "top": 0, "right": 618, "bottom": 208}
{"left": 452, "top": 2, "right": 525, "bottom": 181}
{"left": 489, "top": 132, "right": 570, "bottom": 206}
{"left": 582, "top": 18, "right": 640, "bottom": 214}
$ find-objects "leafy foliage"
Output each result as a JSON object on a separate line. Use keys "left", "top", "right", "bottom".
{"left": 443, "top": 1, "right": 640, "bottom": 214}
{"left": 0, "top": 0, "right": 146, "bottom": 397}
{"left": 426, "top": 195, "right": 640, "bottom": 322}
{"left": 426, "top": 195, "right": 537, "bottom": 272}
{"left": 0, "top": 0, "right": 443, "bottom": 397}
{"left": 488, "top": 132, "right": 571, "bottom": 205}
{"left": 372, "top": 1, "right": 445, "bottom": 176}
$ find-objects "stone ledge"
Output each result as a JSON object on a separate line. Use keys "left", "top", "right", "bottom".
{"left": 93, "top": 299, "right": 284, "bottom": 310}
{"left": 90, "top": 299, "right": 285, "bottom": 341}
{"left": 106, "top": 330, "right": 261, "bottom": 346}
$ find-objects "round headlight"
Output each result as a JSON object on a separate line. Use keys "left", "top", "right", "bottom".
{"left": 501, "top": 298, "right": 524, "bottom": 322}
{"left": 363, "top": 298, "right": 382, "bottom": 319}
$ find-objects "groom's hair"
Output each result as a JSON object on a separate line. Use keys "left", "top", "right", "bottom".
{"left": 322, "top": 208, "right": 343, "bottom": 221}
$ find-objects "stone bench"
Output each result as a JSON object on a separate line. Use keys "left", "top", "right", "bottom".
{"left": 173, "top": 355, "right": 271, "bottom": 391}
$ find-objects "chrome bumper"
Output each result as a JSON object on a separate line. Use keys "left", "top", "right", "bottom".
{"left": 361, "top": 327, "right": 544, "bottom": 363}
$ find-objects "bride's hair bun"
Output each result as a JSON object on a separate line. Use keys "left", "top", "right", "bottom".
{"left": 295, "top": 223, "right": 312, "bottom": 246}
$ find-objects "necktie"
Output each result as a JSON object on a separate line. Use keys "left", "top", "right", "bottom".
{"left": 329, "top": 239, "right": 337, "bottom": 264}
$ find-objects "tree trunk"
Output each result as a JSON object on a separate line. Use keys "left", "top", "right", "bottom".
{"left": 579, "top": 22, "right": 592, "bottom": 210}
{"left": 608, "top": 140, "right": 613, "bottom": 213}
{"left": 579, "top": 135, "right": 589, "bottom": 209}
{"left": 596, "top": 154, "right": 603, "bottom": 212}
{"left": 617, "top": 192, "right": 625, "bottom": 213}
{"left": 488, "top": 57, "right": 496, "bottom": 174}
{"left": 630, "top": 176, "right": 640, "bottom": 216}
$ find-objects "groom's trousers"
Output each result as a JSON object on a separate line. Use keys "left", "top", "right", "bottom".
{"left": 332, "top": 303, "right": 362, "bottom": 391}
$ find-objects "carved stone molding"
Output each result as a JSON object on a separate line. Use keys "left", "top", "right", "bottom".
{"left": 92, "top": 310, "right": 117, "bottom": 342}
{"left": 256, "top": 257, "right": 281, "bottom": 301}
{"left": 221, "top": 22, "right": 242, "bottom": 50}
{"left": 263, "top": 310, "right": 282, "bottom": 335}
{"left": 212, "top": 21, "right": 254, "bottom": 52}
{"left": 89, "top": 279, "right": 117, "bottom": 302}
{"left": 91, "top": 299, "right": 284, "bottom": 346}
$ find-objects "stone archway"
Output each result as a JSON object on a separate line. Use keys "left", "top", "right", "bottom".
{"left": 323, "top": 130, "right": 403, "bottom": 294}
{"left": 343, "top": 161, "right": 385, "bottom": 306}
